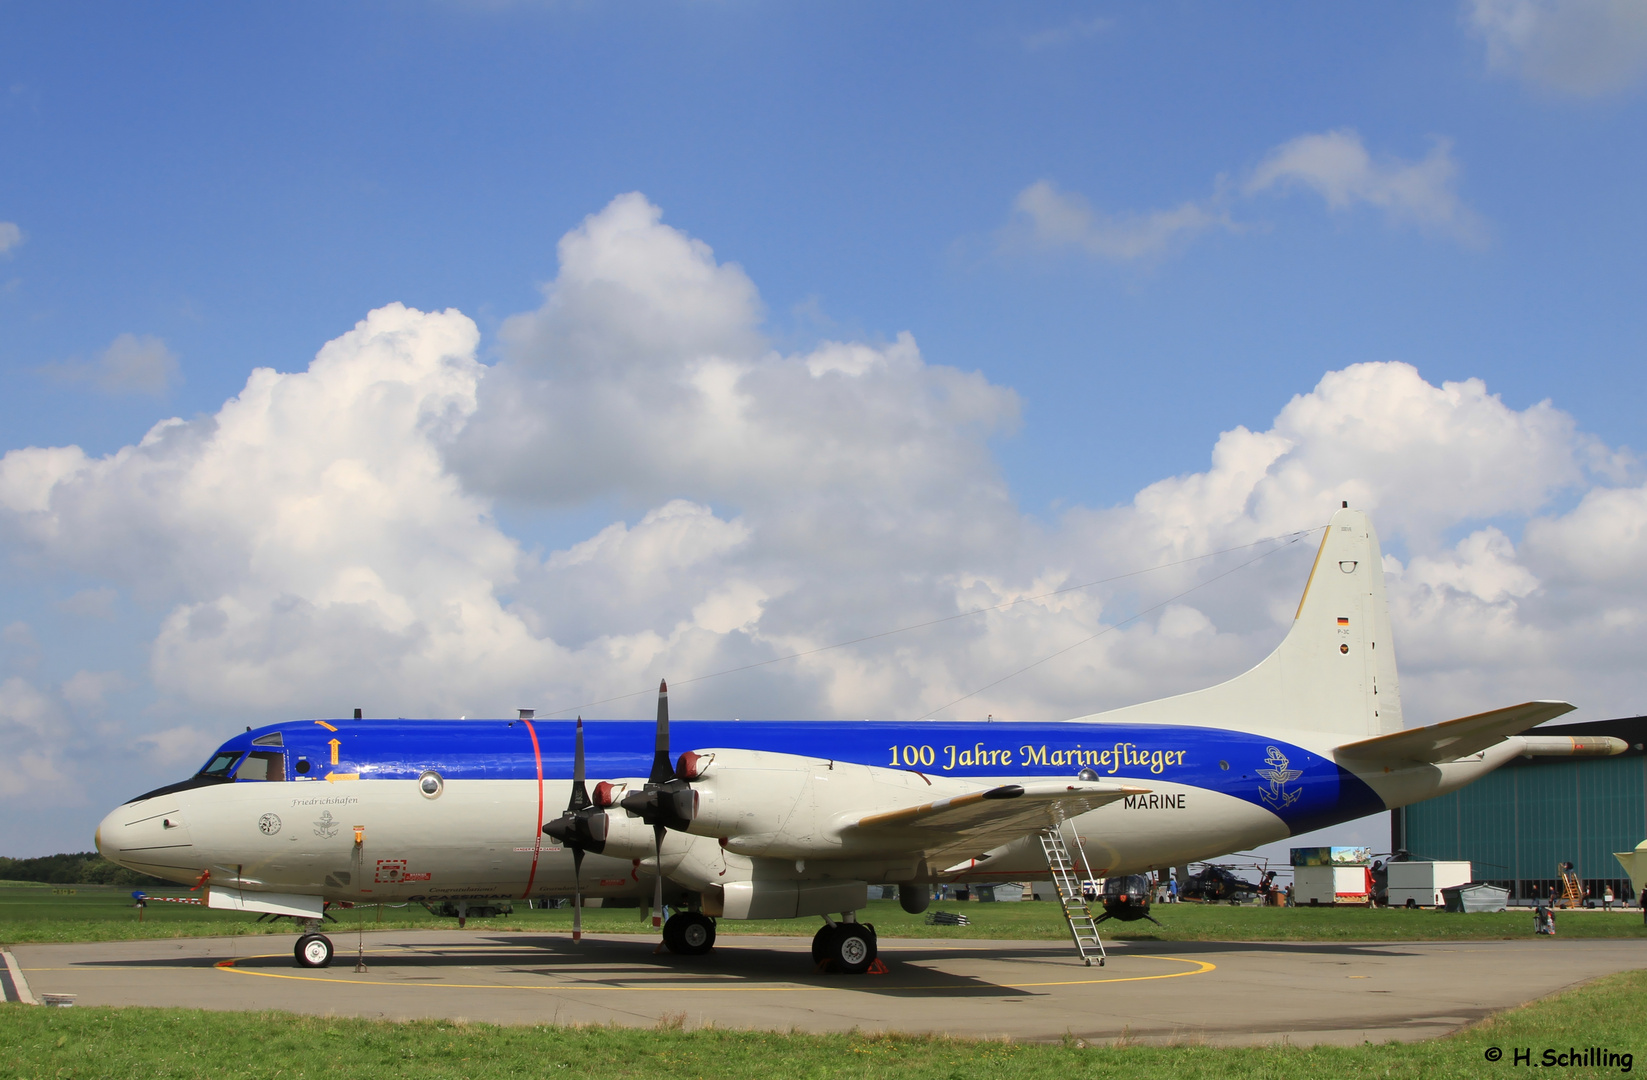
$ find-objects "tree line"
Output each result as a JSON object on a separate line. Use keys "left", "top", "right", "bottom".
{"left": 0, "top": 852, "right": 171, "bottom": 888}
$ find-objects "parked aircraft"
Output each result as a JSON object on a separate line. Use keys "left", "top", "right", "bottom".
{"left": 95, "top": 507, "right": 1622, "bottom": 972}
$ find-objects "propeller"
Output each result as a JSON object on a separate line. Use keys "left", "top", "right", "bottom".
{"left": 619, "top": 679, "right": 699, "bottom": 929}
{"left": 542, "top": 717, "right": 607, "bottom": 942}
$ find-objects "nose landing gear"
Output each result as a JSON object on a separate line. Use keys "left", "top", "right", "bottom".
{"left": 294, "top": 933, "right": 334, "bottom": 968}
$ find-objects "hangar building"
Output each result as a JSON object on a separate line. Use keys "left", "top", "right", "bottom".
{"left": 1390, "top": 717, "right": 1647, "bottom": 904}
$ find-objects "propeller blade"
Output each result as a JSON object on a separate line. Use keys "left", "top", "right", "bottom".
{"left": 648, "top": 679, "right": 675, "bottom": 785}
{"left": 572, "top": 846, "right": 584, "bottom": 943}
{"left": 569, "top": 716, "right": 590, "bottom": 813}
{"left": 652, "top": 824, "right": 665, "bottom": 930}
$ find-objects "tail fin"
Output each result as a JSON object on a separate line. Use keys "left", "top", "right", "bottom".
{"left": 1081, "top": 506, "right": 1403, "bottom": 739}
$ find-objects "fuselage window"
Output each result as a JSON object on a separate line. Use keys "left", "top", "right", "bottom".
{"left": 200, "top": 752, "right": 241, "bottom": 777}
{"left": 233, "top": 750, "right": 287, "bottom": 782}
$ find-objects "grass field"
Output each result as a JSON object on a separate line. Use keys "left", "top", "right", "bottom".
{"left": 5, "top": 884, "right": 1646, "bottom": 945}
{"left": 3, "top": 966, "right": 1643, "bottom": 1078}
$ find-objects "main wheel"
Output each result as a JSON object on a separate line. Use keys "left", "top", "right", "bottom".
{"left": 824, "top": 924, "right": 876, "bottom": 975}
{"left": 294, "top": 933, "right": 334, "bottom": 968}
{"left": 663, "top": 912, "right": 716, "bottom": 955}
{"left": 811, "top": 923, "right": 835, "bottom": 965}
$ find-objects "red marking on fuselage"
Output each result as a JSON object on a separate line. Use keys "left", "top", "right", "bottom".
{"left": 521, "top": 719, "right": 544, "bottom": 899}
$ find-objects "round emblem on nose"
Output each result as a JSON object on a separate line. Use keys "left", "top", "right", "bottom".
{"left": 258, "top": 813, "right": 282, "bottom": 835}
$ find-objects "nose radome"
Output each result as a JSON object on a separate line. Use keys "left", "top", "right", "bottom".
{"left": 96, "top": 800, "right": 193, "bottom": 872}
{"left": 95, "top": 804, "right": 127, "bottom": 862}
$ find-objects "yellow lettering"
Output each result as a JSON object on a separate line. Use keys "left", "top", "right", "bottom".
{"left": 943, "top": 745, "right": 957, "bottom": 770}
{"left": 1022, "top": 744, "right": 1048, "bottom": 766}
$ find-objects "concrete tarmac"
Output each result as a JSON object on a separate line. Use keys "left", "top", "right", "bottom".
{"left": 13, "top": 930, "right": 1646, "bottom": 1046}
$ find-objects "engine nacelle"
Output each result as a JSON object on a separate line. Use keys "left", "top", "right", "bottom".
{"left": 706, "top": 878, "right": 869, "bottom": 920}
{"left": 677, "top": 747, "right": 995, "bottom": 859}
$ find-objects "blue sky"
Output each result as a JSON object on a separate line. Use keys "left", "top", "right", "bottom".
{"left": 2, "top": 2, "right": 1645, "bottom": 855}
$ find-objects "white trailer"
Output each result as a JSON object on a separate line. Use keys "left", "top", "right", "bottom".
{"left": 1387, "top": 860, "right": 1473, "bottom": 907}
{"left": 1294, "top": 864, "right": 1373, "bottom": 906}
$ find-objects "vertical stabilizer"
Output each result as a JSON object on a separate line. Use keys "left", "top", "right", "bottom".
{"left": 1078, "top": 507, "right": 1404, "bottom": 739}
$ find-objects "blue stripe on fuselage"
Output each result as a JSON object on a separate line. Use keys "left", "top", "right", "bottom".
{"left": 204, "top": 718, "right": 1384, "bottom": 837}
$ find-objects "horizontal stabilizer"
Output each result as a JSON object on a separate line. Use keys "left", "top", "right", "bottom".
{"left": 1334, "top": 700, "right": 1576, "bottom": 765}
{"left": 846, "top": 781, "right": 1144, "bottom": 859}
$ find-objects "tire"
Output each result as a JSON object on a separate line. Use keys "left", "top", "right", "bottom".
{"left": 664, "top": 912, "right": 716, "bottom": 956}
{"left": 811, "top": 924, "right": 835, "bottom": 965}
{"left": 826, "top": 925, "right": 875, "bottom": 975}
{"left": 295, "top": 933, "right": 334, "bottom": 968}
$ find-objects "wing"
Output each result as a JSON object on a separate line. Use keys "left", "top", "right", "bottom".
{"left": 842, "top": 781, "right": 1146, "bottom": 867}
{"left": 1334, "top": 700, "right": 1576, "bottom": 765}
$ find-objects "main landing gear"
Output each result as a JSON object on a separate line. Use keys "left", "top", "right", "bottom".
{"left": 811, "top": 918, "right": 877, "bottom": 974}
{"left": 294, "top": 932, "right": 334, "bottom": 968}
{"left": 661, "top": 911, "right": 716, "bottom": 956}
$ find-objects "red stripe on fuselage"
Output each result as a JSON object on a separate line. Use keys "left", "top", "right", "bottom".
{"left": 521, "top": 719, "right": 544, "bottom": 899}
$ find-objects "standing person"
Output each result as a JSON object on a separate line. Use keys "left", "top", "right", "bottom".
{"left": 1168, "top": 874, "right": 1178, "bottom": 903}
{"left": 1604, "top": 886, "right": 1614, "bottom": 911}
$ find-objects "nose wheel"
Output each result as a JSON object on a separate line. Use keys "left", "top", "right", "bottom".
{"left": 294, "top": 933, "right": 334, "bottom": 968}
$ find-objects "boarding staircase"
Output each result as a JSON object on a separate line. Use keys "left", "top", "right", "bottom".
{"left": 1558, "top": 863, "right": 1584, "bottom": 909}
{"left": 1039, "top": 817, "right": 1106, "bottom": 967}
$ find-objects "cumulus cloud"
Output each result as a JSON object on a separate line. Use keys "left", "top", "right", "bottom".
{"left": 1468, "top": 0, "right": 1647, "bottom": 96}
{"left": 44, "top": 333, "right": 182, "bottom": 395}
{"left": 0, "top": 676, "right": 73, "bottom": 800}
{"left": 0, "top": 222, "right": 22, "bottom": 256}
{"left": 1, "top": 191, "right": 1644, "bottom": 852}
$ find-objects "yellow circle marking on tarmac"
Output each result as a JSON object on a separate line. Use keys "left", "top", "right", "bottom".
{"left": 214, "top": 952, "right": 1214, "bottom": 991}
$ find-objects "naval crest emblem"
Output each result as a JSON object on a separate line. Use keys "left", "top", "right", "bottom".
{"left": 1256, "top": 745, "right": 1303, "bottom": 810}
{"left": 313, "top": 810, "right": 340, "bottom": 839}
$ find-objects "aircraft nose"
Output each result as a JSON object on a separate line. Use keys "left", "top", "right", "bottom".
{"left": 96, "top": 799, "right": 193, "bottom": 871}
{"left": 96, "top": 805, "right": 122, "bottom": 861}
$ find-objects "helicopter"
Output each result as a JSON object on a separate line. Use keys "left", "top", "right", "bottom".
{"left": 1180, "top": 863, "right": 1262, "bottom": 903}
{"left": 1094, "top": 874, "right": 1162, "bottom": 925}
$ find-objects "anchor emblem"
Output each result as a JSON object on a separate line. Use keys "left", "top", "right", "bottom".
{"left": 1256, "top": 745, "right": 1303, "bottom": 810}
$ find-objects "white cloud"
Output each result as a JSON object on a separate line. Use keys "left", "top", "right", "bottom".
{"left": 0, "top": 192, "right": 1644, "bottom": 845}
{"left": 999, "top": 180, "right": 1233, "bottom": 261}
{"left": 1468, "top": 0, "right": 1647, "bottom": 96}
{"left": 57, "top": 587, "right": 118, "bottom": 620}
{"left": 43, "top": 333, "right": 182, "bottom": 395}
{"left": 0, "top": 677, "right": 73, "bottom": 800}
{"left": 1246, "top": 130, "right": 1485, "bottom": 242}
{"left": 1003, "top": 129, "right": 1485, "bottom": 263}
{"left": 0, "top": 222, "right": 22, "bottom": 256}
{"left": 61, "top": 669, "right": 129, "bottom": 713}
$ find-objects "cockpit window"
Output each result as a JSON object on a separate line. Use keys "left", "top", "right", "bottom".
{"left": 233, "top": 750, "right": 286, "bottom": 782}
{"left": 200, "top": 752, "right": 242, "bottom": 777}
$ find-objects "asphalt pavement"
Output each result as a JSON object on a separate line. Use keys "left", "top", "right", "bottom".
{"left": 11, "top": 930, "right": 1645, "bottom": 1046}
